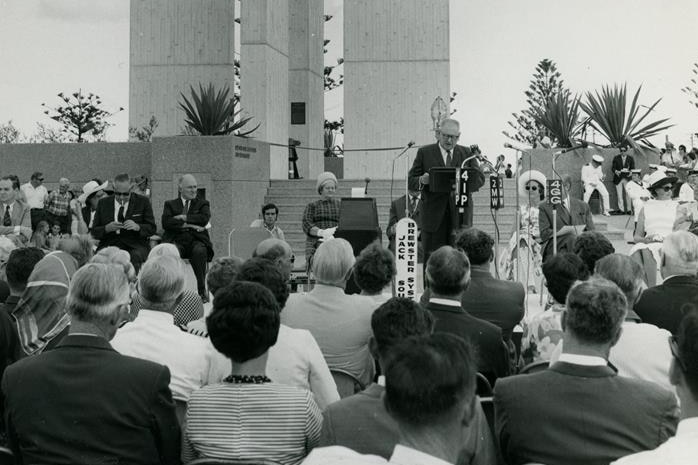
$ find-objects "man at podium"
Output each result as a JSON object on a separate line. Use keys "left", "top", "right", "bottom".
{"left": 408, "top": 118, "right": 484, "bottom": 265}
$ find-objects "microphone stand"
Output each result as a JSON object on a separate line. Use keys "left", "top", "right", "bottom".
{"left": 393, "top": 142, "right": 415, "bottom": 217}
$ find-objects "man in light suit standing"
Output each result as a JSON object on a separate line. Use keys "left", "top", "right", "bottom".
{"left": 408, "top": 118, "right": 485, "bottom": 267}
{"left": 0, "top": 177, "right": 32, "bottom": 243}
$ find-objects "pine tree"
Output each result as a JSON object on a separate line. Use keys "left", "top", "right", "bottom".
{"left": 504, "top": 59, "right": 566, "bottom": 146}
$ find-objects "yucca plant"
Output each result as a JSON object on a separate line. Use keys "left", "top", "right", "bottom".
{"left": 179, "top": 83, "right": 259, "bottom": 136}
{"left": 531, "top": 90, "right": 581, "bottom": 148}
{"left": 580, "top": 83, "right": 672, "bottom": 148}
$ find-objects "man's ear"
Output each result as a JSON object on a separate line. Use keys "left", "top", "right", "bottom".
{"left": 460, "top": 395, "right": 476, "bottom": 428}
{"left": 669, "top": 357, "right": 682, "bottom": 387}
{"left": 560, "top": 310, "right": 567, "bottom": 332}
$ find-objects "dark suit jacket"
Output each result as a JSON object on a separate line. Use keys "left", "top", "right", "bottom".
{"left": 462, "top": 267, "right": 525, "bottom": 340}
{"left": 319, "top": 383, "right": 496, "bottom": 465}
{"left": 538, "top": 198, "right": 594, "bottom": 262}
{"left": 161, "top": 197, "right": 214, "bottom": 260}
{"left": 387, "top": 195, "right": 423, "bottom": 262}
{"left": 494, "top": 362, "right": 678, "bottom": 465}
{"left": 2, "top": 334, "right": 181, "bottom": 465}
{"left": 634, "top": 275, "right": 698, "bottom": 334}
{"left": 611, "top": 154, "right": 635, "bottom": 184}
{"left": 408, "top": 143, "right": 485, "bottom": 232}
{"left": 91, "top": 193, "right": 156, "bottom": 249}
{"left": 426, "top": 300, "right": 509, "bottom": 384}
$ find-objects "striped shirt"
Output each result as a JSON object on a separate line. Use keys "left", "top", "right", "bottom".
{"left": 182, "top": 382, "right": 322, "bottom": 464}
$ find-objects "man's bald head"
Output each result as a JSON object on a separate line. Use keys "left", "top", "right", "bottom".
{"left": 179, "top": 174, "right": 198, "bottom": 200}
{"left": 254, "top": 238, "right": 294, "bottom": 280}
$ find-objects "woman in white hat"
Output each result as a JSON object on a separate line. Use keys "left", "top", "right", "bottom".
{"left": 71, "top": 179, "right": 108, "bottom": 234}
{"left": 499, "top": 169, "right": 546, "bottom": 293}
{"left": 302, "top": 172, "right": 340, "bottom": 268}
{"left": 630, "top": 170, "right": 680, "bottom": 285}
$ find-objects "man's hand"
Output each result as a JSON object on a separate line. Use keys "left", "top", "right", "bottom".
{"left": 419, "top": 173, "right": 429, "bottom": 185}
{"left": 184, "top": 223, "right": 204, "bottom": 232}
{"left": 614, "top": 170, "right": 621, "bottom": 176}
{"left": 18, "top": 226, "right": 32, "bottom": 239}
{"left": 105, "top": 221, "right": 123, "bottom": 233}
{"left": 174, "top": 214, "right": 187, "bottom": 221}
{"left": 122, "top": 220, "right": 140, "bottom": 231}
{"left": 187, "top": 318, "right": 208, "bottom": 337}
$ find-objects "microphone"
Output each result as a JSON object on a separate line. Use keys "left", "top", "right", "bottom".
{"left": 407, "top": 140, "right": 415, "bottom": 148}
{"left": 364, "top": 177, "right": 371, "bottom": 195}
{"left": 393, "top": 141, "right": 416, "bottom": 160}
{"left": 554, "top": 141, "right": 589, "bottom": 155}
{"left": 504, "top": 142, "right": 531, "bottom": 152}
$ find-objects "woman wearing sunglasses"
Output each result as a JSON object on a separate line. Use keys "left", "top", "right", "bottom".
{"left": 630, "top": 169, "right": 679, "bottom": 285}
{"left": 500, "top": 169, "right": 546, "bottom": 293}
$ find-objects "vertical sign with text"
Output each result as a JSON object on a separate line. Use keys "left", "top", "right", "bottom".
{"left": 489, "top": 175, "right": 504, "bottom": 209}
{"left": 394, "top": 217, "right": 418, "bottom": 300}
{"left": 547, "top": 179, "right": 562, "bottom": 206}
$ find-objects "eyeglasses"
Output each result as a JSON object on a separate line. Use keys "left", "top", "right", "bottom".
{"left": 114, "top": 192, "right": 130, "bottom": 198}
{"left": 37, "top": 178, "right": 44, "bottom": 182}
{"left": 660, "top": 185, "right": 674, "bottom": 192}
{"left": 440, "top": 133, "right": 459, "bottom": 140}
{"left": 525, "top": 185, "right": 538, "bottom": 191}
{"left": 669, "top": 335, "right": 686, "bottom": 371}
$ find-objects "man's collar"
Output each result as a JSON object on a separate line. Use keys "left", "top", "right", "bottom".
{"left": 390, "top": 445, "right": 453, "bottom": 465}
{"left": 133, "top": 309, "right": 174, "bottom": 324}
{"left": 429, "top": 297, "right": 461, "bottom": 307}
{"left": 1, "top": 201, "right": 15, "bottom": 208}
{"left": 557, "top": 353, "right": 607, "bottom": 367}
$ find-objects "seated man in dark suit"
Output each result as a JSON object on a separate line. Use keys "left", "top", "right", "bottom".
{"left": 91, "top": 173, "right": 156, "bottom": 271}
{"left": 424, "top": 245, "right": 509, "bottom": 384}
{"left": 635, "top": 231, "right": 698, "bottom": 334}
{"left": 162, "top": 174, "right": 213, "bottom": 301}
{"left": 386, "top": 189, "right": 423, "bottom": 263}
{"left": 455, "top": 228, "right": 524, "bottom": 341}
{"left": 495, "top": 278, "right": 679, "bottom": 465}
{"left": 539, "top": 174, "right": 595, "bottom": 263}
{"left": 319, "top": 297, "right": 496, "bottom": 465}
{"left": 305, "top": 333, "right": 488, "bottom": 465}
{"left": 0, "top": 176, "right": 32, "bottom": 243}
{"left": 2, "top": 263, "right": 181, "bottom": 464}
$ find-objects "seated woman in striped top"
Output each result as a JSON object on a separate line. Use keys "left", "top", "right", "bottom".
{"left": 182, "top": 281, "right": 322, "bottom": 465}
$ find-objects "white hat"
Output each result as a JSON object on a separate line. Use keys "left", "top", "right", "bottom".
{"left": 592, "top": 154, "right": 604, "bottom": 164}
{"left": 77, "top": 180, "right": 108, "bottom": 203}
{"left": 646, "top": 170, "right": 677, "bottom": 191}
{"left": 518, "top": 170, "right": 547, "bottom": 199}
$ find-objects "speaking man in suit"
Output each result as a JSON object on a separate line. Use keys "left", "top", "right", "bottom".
{"left": 91, "top": 173, "right": 156, "bottom": 271}
{"left": 495, "top": 278, "right": 679, "bottom": 465}
{"left": 612, "top": 146, "right": 635, "bottom": 214}
{"left": 162, "top": 174, "right": 214, "bottom": 301}
{"left": 386, "top": 189, "right": 422, "bottom": 262}
{"left": 0, "top": 176, "right": 32, "bottom": 243}
{"left": 539, "top": 174, "right": 595, "bottom": 263}
{"left": 2, "top": 263, "right": 181, "bottom": 464}
{"left": 408, "top": 118, "right": 485, "bottom": 267}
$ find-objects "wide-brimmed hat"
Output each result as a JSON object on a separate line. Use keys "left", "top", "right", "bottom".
{"left": 591, "top": 154, "right": 604, "bottom": 164}
{"left": 316, "top": 171, "right": 338, "bottom": 194}
{"left": 77, "top": 180, "right": 108, "bottom": 203}
{"left": 518, "top": 170, "right": 547, "bottom": 199}
{"left": 647, "top": 170, "right": 677, "bottom": 191}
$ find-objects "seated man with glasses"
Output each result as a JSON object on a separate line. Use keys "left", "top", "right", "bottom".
{"left": 91, "top": 173, "right": 156, "bottom": 271}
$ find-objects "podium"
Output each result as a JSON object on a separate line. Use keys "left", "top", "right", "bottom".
{"left": 428, "top": 166, "right": 486, "bottom": 226}
{"left": 335, "top": 197, "right": 381, "bottom": 294}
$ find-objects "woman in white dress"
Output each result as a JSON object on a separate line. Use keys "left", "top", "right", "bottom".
{"left": 500, "top": 170, "right": 546, "bottom": 293}
{"left": 630, "top": 170, "right": 679, "bottom": 286}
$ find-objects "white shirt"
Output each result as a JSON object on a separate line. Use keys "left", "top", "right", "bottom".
{"left": 205, "top": 324, "right": 340, "bottom": 409}
{"left": 679, "top": 183, "right": 694, "bottom": 202}
{"left": 20, "top": 182, "right": 48, "bottom": 209}
{"left": 303, "top": 444, "right": 453, "bottom": 465}
{"left": 1, "top": 202, "right": 22, "bottom": 235}
{"left": 611, "top": 417, "right": 698, "bottom": 465}
{"left": 626, "top": 180, "right": 651, "bottom": 202}
{"left": 438, "top": 144, "right": 452, "bottom": 166}
{"left": 581, "top": 163, "right": 604, "bottom": 185}
{"left": 111, "top": 309, "right": 211, "bottom": 401}
{"left": 113, "top": 198, "right": 129, "bottom": 223}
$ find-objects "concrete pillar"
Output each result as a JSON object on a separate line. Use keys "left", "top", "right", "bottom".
{"left": 240, "top": 0, "right": 289, "bottom": 180}
{"left": 129, "top": 0, "right": 237, "bottom": 137}
{"left": 343, "top": 0, "right": 450, "bottom": 178}
{"left": 288, "top": 0, "right": 325, "bottom": 180}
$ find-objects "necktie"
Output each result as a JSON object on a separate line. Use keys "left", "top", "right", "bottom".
{"left": 446, "top": 150, "right": 452, "bottom": 166}
{"left": 3, "top": 206, "right": 10, "bottom": 227}
{"left": 184, "top": 200, "right": 190, "bottom": 215}
{"left": 117, "top": 204, "right": 125, "bottom": 223}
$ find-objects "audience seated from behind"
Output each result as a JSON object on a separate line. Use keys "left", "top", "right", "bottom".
{"left": 304, "top": 333, "right": 484, "bottom": 465}
{"left": 551, "top": 254, "right": 674, "bottom": 394}
{"left": 11, "top": 235, "right": 94, "bottom": 357}
{"left": 352, "top": 241, "right": 395, "bottom": 306}
{"left": 612, "top": 311, "right": 698, "bottom": 464}
{"left": 183, "top": 281, "right": 322, "bottom": 464}
{"left": 253, "top": 238, "right": 295, "bottom": 281}
{"left": 205, "top": 257, "right": 340, "bottom": 409}
{"left": 521, "top": 252, "right": 590, "bottom": 365}
{"left": 634, "top": 231, "right": 698, "bottom": 334}
{"left": 573, "top": 231, "right": 615, "bottom": 275}
{"left": 423, "top": 245, "right": 509, "bottom": 385}
{"left": 131, "top": 243, "right": 204, "bottom": 327}
{"left": 495, "top": 278, "right": 679, "bottom": 465}
{"left": 111, "top": 254, "right": 210, "bottom": 402}
{"left": 282, "top": 238, "right": 377, "bottom": 387}
{"left": 319, "top": 297, "right": 496, "bottom": 465}
{"left": 2, "top": 263, "right": 181, "bottom": 464}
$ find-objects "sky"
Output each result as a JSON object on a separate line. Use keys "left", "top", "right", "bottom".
{"left": 2, "top": 0, "right": 698, "bottom": 163}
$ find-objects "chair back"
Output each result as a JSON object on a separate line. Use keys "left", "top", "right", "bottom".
{"left": 476, "top": 372, "right": 493, "bottom": 397}
{"left": 0, "top": 447, "right": 13, "bottom": 465}
{"left": 188, "top": 458, "right": 283, "bottom": 465}
{"left": 519, "top": 360, "right": 549, "bottom": 375}
{"left": 479, "top": 396, "right": 495, "bottom": 438}
{"left": 228, "top": 228, "right": 272, "bottom": 258}
{"left": 330, "top": 368, "right": 364, "bottom": 398}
